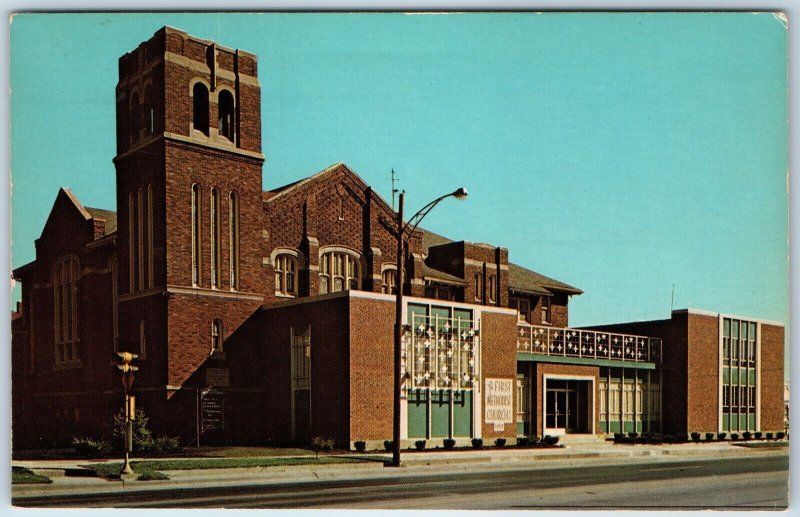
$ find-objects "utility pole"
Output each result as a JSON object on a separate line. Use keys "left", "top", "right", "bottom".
{"left": 391, "top": 169, "right": 399, "bottom": 210}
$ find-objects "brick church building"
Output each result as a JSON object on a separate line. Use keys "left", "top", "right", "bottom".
{"left": 11, "top": 27, "right": 785, "bottom": 450}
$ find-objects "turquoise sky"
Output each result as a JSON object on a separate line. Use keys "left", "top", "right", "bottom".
{"left": 10, "top": 13, "right": 788, "bottom": 335}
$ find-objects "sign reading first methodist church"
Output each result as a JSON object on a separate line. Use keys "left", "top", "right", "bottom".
{"left": 484, "top": 378, "right": 514, "bottom": 431}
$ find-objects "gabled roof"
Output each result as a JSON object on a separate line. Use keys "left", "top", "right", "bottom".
{"left": 86, "top": 206, "right": 118, "bottom": 235}
{"left": 421, "top": 229, "right": 582, "bottom": 296}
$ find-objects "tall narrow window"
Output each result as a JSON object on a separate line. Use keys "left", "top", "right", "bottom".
{"left": 474, "top": 273, "right": 482, "bottom": 302}
{"left": 192, "top": 83, "right": 209, "bottom": 135}
{"left": 129, "top": 91, "right": 140, "bottom": 143}
{"left": 137, "top": 188, "right": 144, "bottom": 291}
{"left": 143, "top": 84, "right": 155, "bottom": 134}
{"left": 210, "top": 187, "right": 221, "bottom": 288}
{"left": 212, "top": 319, "right": 223, "bottom": 353}
{"left": 147, "top": 184, "right": 154, "bottom": 288}
{"left": 139, "top": 320, "right": 147, "bottom": 357}
{"left": 229, "top": 191, "right": 239, "bottom": 290}
{"left": 381, "top": 267, "right": 397, "bottom": 294}
{"left": 128, "top": 192, "right": 135, "bottom": 292}
{"left": 510, "top": 297, "right": 530, "bottom": 323}
{"left": 488, "top": 274, "right": 496, "bottom": 303}
{"left": 541, "top": 296, "right": 551, "bottom": 324}
{"left": 191, "top": 184, "right": 201, "bottom": 286}
{"left": 53, "top": 256, "right": 79, "bottom": 364}
{"left": 275, "top": 254, "right": 298, "bottom": 296}
{"left": 111, "top": 258, "right": 119, "bottom": 352}
{"left": 218, "top": 90, "right": 235, "bottom": 141}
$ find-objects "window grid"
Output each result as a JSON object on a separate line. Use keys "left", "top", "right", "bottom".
{"left": 275, "top": 254, "right": 298, "bottom": 296}
{"left": 381, "top": 268, "right": 397, "bottom": 294}
{"left": 319, "top": 251, "right": 360, "bottom": 294}
{"left": 722, "top": 317, "right": 758, "bottom": 432}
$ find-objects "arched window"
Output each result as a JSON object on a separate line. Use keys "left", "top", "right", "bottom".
{"left": 143, "top": 84, "right": 155, "bottom": 134}
{"left": 319, "top": 250, "right": 360, "bottom": 294}
{"left": 129, "top": 91, "right": 140, "bottom": 143}
{"left": 218, "top": 89, "right": 235, "bottom": 141}
{"left": 381, "top": 267, "right": 397, "bottom": 295}
{"left": 191, "top": 184, "right": 201, "bottom": 286}
{"left": 210, "top": 187, "right": 221, "bottom": 288}
{"left": 192, "top": 83, "right": 209, "bottom": 135}
{"left": 229, "top": 191, "right": 239, "bottom": 290}
{"left": 474, "top": 273, "right": 483, "bottom": 302}
{"left": 53, "top": 256, "right": 79, "bottom": 364}
{"left": 275, "top": 254, "right": 298, "bottom": 296}
{"left": 212, "top": 319, "right": 223, "bottom": 353}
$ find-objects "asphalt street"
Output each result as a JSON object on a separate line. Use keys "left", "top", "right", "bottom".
{"left": 13, "top": 451, "right": 789, "bottom": 509}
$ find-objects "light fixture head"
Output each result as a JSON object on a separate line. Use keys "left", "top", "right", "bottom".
{"left": 453, "top": 187, "right": 468, "bottom": 200}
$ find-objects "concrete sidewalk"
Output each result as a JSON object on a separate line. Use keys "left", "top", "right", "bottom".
{"left": 12, "top": 441, "right": 788, "bottom": 499}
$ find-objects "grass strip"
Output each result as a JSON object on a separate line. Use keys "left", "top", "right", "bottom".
{"left": 11, "top": 467, "right": 53, "bottom": 484}
{"left": 83, "top": 455, "right": 367, "bottom": 478}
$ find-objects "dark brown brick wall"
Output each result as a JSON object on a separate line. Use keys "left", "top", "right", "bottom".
{"left": 348, "top": 297, "right": 395, "bottom": 441}
{"left": 685, "top": 313, "right": 719, "bottom": 433}
{"left": 760, "top": 323, "right": 785, "bottom": 432}
{"left": 480, "top": 310, "right": 519, "bottom": 441}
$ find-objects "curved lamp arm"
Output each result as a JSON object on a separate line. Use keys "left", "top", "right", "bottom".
{"left": 401, "top": 187, "right": 468, "bottom": 244}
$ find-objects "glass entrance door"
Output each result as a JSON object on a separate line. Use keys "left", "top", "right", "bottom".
{"left": 545, "top": 379, "right": 589, "bottom": 434}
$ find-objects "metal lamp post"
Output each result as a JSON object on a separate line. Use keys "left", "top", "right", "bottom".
{"left": 115, "top": 351, "right": 138, "bottom": 477}
{"left": 391, "top": 187, "right": 468, "bottom": 467}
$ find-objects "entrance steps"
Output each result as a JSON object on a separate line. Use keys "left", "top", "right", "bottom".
{"left": 558, "top": 434, "right": 607, "bottom": 446}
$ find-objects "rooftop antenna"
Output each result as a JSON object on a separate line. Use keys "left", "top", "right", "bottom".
{"left": 670, "top": 283, "right": 675, "bottom": 313}
{"left": 391, "top": 169, "right": 400, "bottom": 210}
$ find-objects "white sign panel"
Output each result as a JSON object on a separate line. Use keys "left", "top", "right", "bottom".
{"left": 484, "top": 378, "right": 514, "bottom": 425}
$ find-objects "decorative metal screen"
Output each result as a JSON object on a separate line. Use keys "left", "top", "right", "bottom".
{"left": 403, "top": 312, "right": 480, "bottom": 390}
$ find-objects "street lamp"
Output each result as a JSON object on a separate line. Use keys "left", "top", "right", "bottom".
{"left": 114, "top": 351, "right": 138, "bottom": 478}
{"left": 391, "top": 187, "right": 468, "bottom": 467}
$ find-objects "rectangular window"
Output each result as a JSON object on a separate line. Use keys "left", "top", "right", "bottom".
{"left": 291, "top": 327, "right": 311, "bottom": 390}
{"left": 137, "top": 188, "right": 144, "bottom": 291}
{"left": 510, "top": 297, "right": 530, "bottom": 323}
{"left": 541, "top": 296, "right": 551, "bottom": 324}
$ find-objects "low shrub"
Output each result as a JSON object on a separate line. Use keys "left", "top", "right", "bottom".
{"left": 310, "top": 436, "right": 335, "bottom": 458}
{"left": 742, "top": 431, "right": 752, "bottom": 440}
{"left": 691, "top": 432, "right": 701, "bottom": 442}
{"left": 731, "top": 433, "right": 739, "bottom": 440}
{"left": 151, "top": 436, "right": 181, "bottom": 454}
{"left": 516, "top": 437, "right": 530, "bottom": 447}
{"left": 705, "top": 433, "right": 715, "bottom": 441}
{"left": 717, "top": 432, "right": 727, "bottom": 441}
{"left": 543, "top": 435, "right": 560, "bottom": 446}
{"left": 443, "top": 438, "right": 456, "bottom": 450}
{"left": 354, "top": 440, "right": 367, "bottom": 453}
{"left": 678, "top": 433, "right": 689, "bottom": 442}
{"left": 754, "top": 432, "right": 762, "bottom": 439}
{"left": 471, "top": 438, "right": 483, "bottom": 449}
{"left": 628, "top": 432, "right": 639, "bottom": 440}
{"left": 766, "top": 432, "right": 774, "bottom": 440}
{"left": 72, "top": 437, "right": 112, "bottom": 458}
{"left": 529, "top": 436, "right": 542, "bottom": 445}
{"left": 614, "top": 433, "right": 624, "bottom": 441}
{"left": 383, "top": 440, "right": 393, "bottom": 452}
{"left": 415, "top": 440, "right": 426, "bottom": 451}
{"left": 495, "top": 438, "right": 506, "bottom": 448}
{"left": 777, "top": 432, "right": 786, "bottom": 440}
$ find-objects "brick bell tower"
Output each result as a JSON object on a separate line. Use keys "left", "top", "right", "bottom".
{"left": 113, "top": 27, "right": 266, "bottom": 436}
